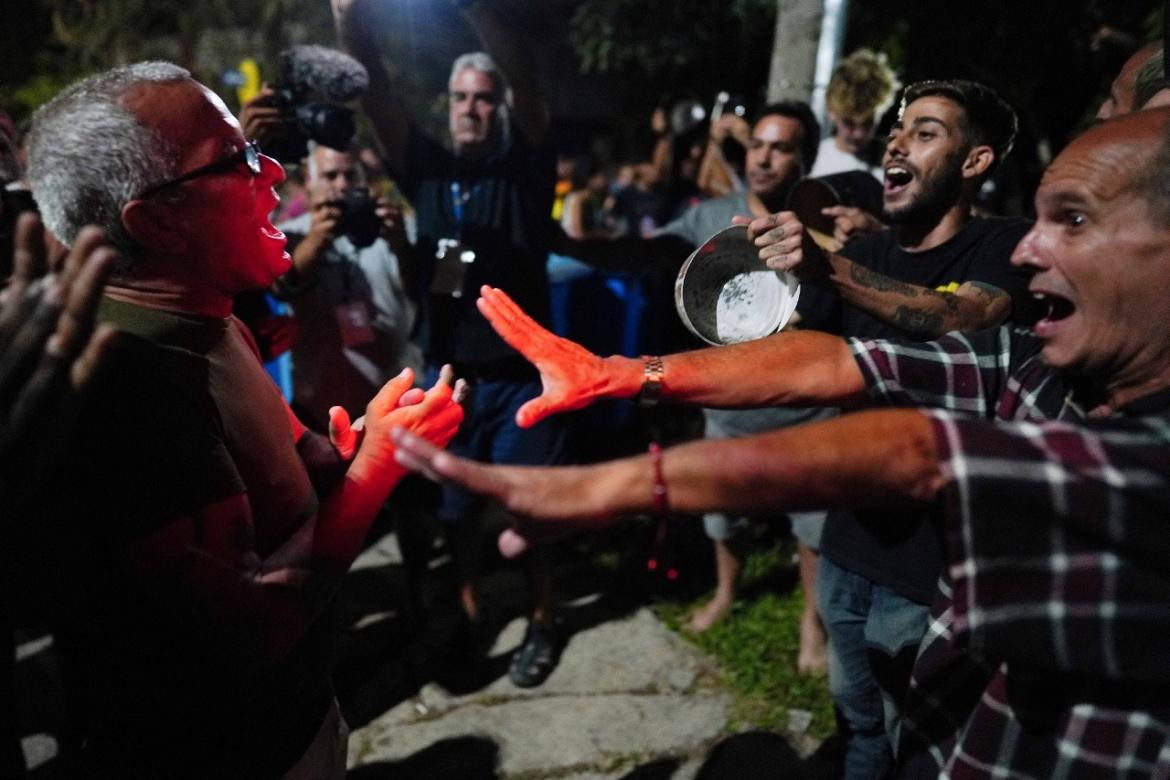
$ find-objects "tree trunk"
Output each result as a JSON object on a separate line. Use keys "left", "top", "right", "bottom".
{"left": 766, "top": 0, "right": 823, "bottom": 103}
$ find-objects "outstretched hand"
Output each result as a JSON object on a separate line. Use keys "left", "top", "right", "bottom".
{"left": 391, "top": 427, "right": 616, "bottom": 558}
{"left": 476, "top": 285, "right": 617, "bottom": 427}
{"left": 1, "top": 213, "right": 117, "bottom": 500}
{"left": 732, "top": 211, "right": 832, "bottom": 281}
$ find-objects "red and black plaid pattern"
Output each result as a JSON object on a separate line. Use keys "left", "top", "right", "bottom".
{"left": 848, "top": 327, "right": 1170, "bottom": 778}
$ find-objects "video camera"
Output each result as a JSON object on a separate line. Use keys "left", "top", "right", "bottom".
{"left": 336, "top": 188, "right": 381, "bottom": 249}
{"left": 264, "top": 45, "right": 369, "bottom": 163}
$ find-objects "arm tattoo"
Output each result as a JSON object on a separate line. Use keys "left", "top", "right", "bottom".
{"left": 849, "top": 263, "right": 920, "bottom": 297}
{"left": 893, "top": 305, "right": 944, "bottom": 335}
{"left": 964, "top": 281, "right": 1008, "bottom": 306}
{"left": 926, "top": 290, "right": 962, "bottom": 313}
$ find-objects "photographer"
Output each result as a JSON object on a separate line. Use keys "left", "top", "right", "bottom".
{"left": 334, "top": 0, "right": 568, "bottom": 688}
{"left": 275, "top": 142, "right": 422, "bottom": 431}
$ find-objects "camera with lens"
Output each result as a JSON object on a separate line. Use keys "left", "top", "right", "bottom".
{"left": 267, "top": 94, "right": 356, "bottom": 163}
{"left": 263, "top": 45, "right": 369, "bottom": 163}
{"left": 336, "top": 188, "right": 381, "bottom": 249}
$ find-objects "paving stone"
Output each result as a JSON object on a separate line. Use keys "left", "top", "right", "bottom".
{"left": 348, "top": 692, "right": 727, "bottom": 775}
{"left": 475, "top": 608, "right": 715, "bottom": 700}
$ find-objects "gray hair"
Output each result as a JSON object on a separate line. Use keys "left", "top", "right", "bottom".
{"left": 448, "top": 52, "right": 505, "bottom": 99}
{"left": 448, "top": 51, "right": 511, "bottom": 150}
{"left": 25, "top": 61, "right": 190, "bottom": 262}
{"left": 1134, "top": 47, "right": 1166, "bottom": 111}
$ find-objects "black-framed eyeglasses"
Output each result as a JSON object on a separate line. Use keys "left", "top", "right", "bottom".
{"left": 137, "top": 140, "right": 262, "bottom": 199}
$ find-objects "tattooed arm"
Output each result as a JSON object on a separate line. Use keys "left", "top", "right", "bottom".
{"left": 835, "top": 265, "right": 1011, "bottom": 338}
{"left": 737, "top": 211, "right": 1015, "bottom": 338}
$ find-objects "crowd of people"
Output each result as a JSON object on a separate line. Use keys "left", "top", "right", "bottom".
{"left": 1, "top": 0, "right": 1168, "bottom": 777}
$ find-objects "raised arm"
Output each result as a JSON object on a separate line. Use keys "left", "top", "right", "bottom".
{"left": 332, "top": 0, "right": 411, "bottom": 172}
{"left": 742, "top": 211, "right": 1014, "bottom": 338}
{"left": 1, "top": 215, "right": 116, "bottom": 510}
{"left": 474, "top": 285, "right": 866, "bottom": 428}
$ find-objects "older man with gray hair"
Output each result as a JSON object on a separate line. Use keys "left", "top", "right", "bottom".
{"left": 22, "top": 61, "right": 463, "bottom": 777}
{"left": 334, "top": 0, "right": 567, "bottom": 686}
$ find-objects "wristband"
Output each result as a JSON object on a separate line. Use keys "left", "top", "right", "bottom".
{"left": 638, "top": 355, "right": 664, "bottom": 407}
{"left": 648, "top": 442, "right": 668, "bottom": 515}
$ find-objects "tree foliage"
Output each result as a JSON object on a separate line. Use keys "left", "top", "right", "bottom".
{"left": 569, "top": 0, "right": 776, "bottom": 101}
{"left": 0, "top": 0, "right": 336, "bottom": 118}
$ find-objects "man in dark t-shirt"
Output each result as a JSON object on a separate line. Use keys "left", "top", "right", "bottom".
{"left": 335, "top": 0, "right": 566, "bottom": 686}
{"left": 746, "top": 79, "right": 1032, "bottom": 778}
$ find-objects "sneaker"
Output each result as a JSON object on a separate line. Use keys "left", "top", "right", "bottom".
{"left": 508, "top": 620, "right": 559, "bottom": 688}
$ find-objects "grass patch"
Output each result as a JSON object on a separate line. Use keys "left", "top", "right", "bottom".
{"left": 654, "top": 542, "right": 836, "bottom": 740}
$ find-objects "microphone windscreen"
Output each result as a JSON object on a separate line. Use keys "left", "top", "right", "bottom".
{"left": 280, "top": 45, "right": 369, "bottom": 102}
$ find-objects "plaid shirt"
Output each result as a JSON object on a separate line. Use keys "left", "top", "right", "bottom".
{"left": 849, "top": 326, "right": 1170, "bottom": 779}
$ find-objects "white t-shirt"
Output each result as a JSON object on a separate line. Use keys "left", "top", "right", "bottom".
{"left": 277, "top": 213, "right": 423, "bottom": 425}
{"left": 810, "top": 136, "right": 882, "bottom": 181}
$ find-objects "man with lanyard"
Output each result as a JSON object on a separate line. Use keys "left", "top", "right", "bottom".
{"left": 333, "top": 0, "right": 566, "bottom": 686}
{"left": 394, "top": 106, "right": 1170, "bottom": 778}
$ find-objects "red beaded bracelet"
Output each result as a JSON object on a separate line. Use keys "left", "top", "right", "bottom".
{"left": 648, "top": 442, "right": 668, "bottom": 515}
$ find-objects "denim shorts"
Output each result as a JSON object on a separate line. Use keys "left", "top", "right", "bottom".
{"left": 437, "top": 374, "right": 568, "bottom": 523}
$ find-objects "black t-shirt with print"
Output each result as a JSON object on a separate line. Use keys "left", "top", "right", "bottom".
{"left": 818, "top": 216, "right": 1033, "bottom": 604}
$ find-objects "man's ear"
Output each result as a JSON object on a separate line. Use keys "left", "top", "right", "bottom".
{"left": 121, "top": 199, "right": 188, "bottom": 255}
{"left": 962, "top": 145, "right": 995, "bottom": 181}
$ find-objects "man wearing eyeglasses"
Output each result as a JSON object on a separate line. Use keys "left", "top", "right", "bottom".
{"left": 334, "top": 0, "right": 567, "bottom": 687}
{"left": 22, "top": 62, "right": 463, "bottom": 778}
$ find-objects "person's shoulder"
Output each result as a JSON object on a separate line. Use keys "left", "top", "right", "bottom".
{"left": 660, "top": 194, "right": 744, "bottom": 244}
{"left": 406, "top": 123, "right": 455, "bottom": 166}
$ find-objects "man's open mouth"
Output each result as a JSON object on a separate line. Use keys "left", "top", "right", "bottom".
{"left": 260, "top": 222, "right": 285, "bottom": 241}
{"left": 1032, "top": 291, "right": 1075, "bottom": 323}
{"left": 884, "top": 164, "right": 914, "bottom": 194}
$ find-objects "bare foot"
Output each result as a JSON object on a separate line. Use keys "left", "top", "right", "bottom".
{"left": 797, "top": 609, "right": 828, "bottom": 675}
{"left": 685, "top": 595, "right": 733, "bottom": 633}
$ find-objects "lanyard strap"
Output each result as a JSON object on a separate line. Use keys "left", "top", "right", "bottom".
{"left": 450, "top": 180, "right": 481, "bottom": 237}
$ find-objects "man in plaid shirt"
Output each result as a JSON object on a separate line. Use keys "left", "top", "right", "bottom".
{"left": 394, "top": 108, "right": 1170, "bottom": 776}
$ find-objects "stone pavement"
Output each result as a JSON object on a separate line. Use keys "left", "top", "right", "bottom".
{"left": 15, "top": 523, "right": 829, "bottom": 778}
{"left": 347, "top": 608, "right": 729, "bottom": 778}
{"left": 339, "top": 526, "right": 832, "bottom": 779}
{"left": 343, "top": 527, "right": 731, "bottom": 778}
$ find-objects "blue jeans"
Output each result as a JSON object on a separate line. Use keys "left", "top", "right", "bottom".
{"left": 437, "top": 375, "right": 568, "bottom": 525}
{"left": 816, "top": 555, "right": 930, "bottom": 780}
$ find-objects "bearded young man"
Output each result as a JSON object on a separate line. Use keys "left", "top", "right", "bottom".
{"left": 734, "top": 78, "right": 1034, "bottom": 778}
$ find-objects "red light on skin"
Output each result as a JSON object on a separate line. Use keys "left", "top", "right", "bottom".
{"left": 647, "top": 558, "right": 658, "bottom": 571}
{"left": 666, "top": 568, "right": 679, "bottom": 581}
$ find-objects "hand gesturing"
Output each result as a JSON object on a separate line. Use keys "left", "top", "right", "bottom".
{"left": 476, "top": 285, "right": 613, "bottom": 427}
{"left": 1, "top": 213, "right": 117, "bottom": 505}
